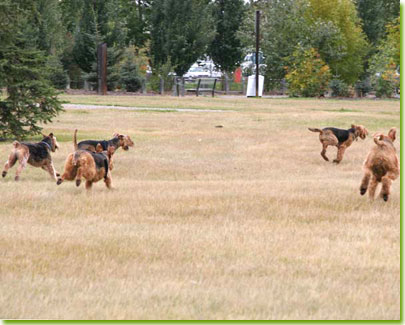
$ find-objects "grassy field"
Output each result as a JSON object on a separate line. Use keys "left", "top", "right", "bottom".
{"left": 0, "top": 95, "right": 400, "bottom": 320}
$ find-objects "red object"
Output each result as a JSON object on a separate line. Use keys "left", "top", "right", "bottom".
{"left": 234, "top": 67, "right": 242, "bottom": 83}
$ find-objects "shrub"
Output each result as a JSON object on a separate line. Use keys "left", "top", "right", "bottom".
{"left": 374, "top": 62, "right": 399, "bottom": 98}
{"left": 120, "top": 59, "right": 143, "bottom": 92}
{"left": 285, "top": 48, "right": 331, "bottom": 97}
{"left": 329, "top": 78, "right": 350, "bottom": 97}
{"left": 47, "top": 56, "right": 68, "bottom": 90}
{"left": 354, "top": 78, "right": 372, "bottom": 97}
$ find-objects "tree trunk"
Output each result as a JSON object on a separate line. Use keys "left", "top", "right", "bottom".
{"left": 180, "top": 76, "right": 185, "bottom": 96}
{"left": 159, "top": 77, "right": 164, "bottom": 95}
{"left": 84, "top": 79, "right": 90, "bottom": 91}
{"left": 224, "top": 72, "right": 230, "bottom": 94}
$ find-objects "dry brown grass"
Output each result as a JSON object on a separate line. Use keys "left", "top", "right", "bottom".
{"left": 0, "top": 96, "right": 400, "bottom": 320}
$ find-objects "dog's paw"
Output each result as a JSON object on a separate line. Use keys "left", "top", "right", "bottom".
{"left": 382, "top": 194, "right": 389, "bottom": 202}
{"left": 333, "top": 159, "right": 340, "bottom": 164}
{"left": 75, "top": 179, "right": 81, "bottom": 187}
{"left": 56, "top": 178, "right": 62, "bottom": 185}
{"left": 360, "top": 188, "right": 367, "bottom": 195}
{"left": 14, "top": 176, "right": 19, "bottom": 181}
{"left": 2, "top": 171, "right": 6, "bottom": 178}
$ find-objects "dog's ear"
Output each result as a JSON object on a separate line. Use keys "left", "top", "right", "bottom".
{"left": 388, "top": 127, "right": 396, "bottom": 142}
{"left": 113, "top": 133, "right": 119, "bottom": 138}
{"left": 351, "top": 124, "right": 356, "bottom": 129}
{"left": 95, "top": 143, "right": 103, "bottom": 153}
{"left": 118, "top": 135, "right": 124, "bottom": 140}
{"left": 49, "top": 133, "right": 54, "bottom": 138}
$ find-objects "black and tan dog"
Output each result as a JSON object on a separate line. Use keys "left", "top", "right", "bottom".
{"left": 308, "top": 124, "right": 368, "bottom": 163}
{"left": 74, "top": 129, "right": 134, "bottom": 152}
{"left": 2, "top": 133, "right": 60, "bottom": 181}
{"left": 57, "top": 142, "right": 115, "bottom": 190}
{"left": 360, "top": 128, "right": 399, "bottom": 201}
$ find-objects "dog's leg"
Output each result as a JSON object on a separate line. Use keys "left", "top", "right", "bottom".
{"left": 333, "top": 146, "right": 346, "bottom": 164}
{"left": 44, "top": 162, "right": 59, "bottom": 180}
{"left": 380, "top": 171, "right": 397, "bottom": 201}
{"left": 360, "top": 170, "right": 371, "bottom": 195}
{"left": 75, "top": 167, "right": 83, "bottom": 187}
{"left": 368, "top": 176, "right": 379, "bottom": 200}
{"left": 104, "top": 174, "right": 112, "bottom": 189}
{"left": 321, "top": 143, "right": 329, "bottom": 161}
{"left": 85, "top": 180, "right": 93, "bottom": 190}
{"left": 2, "top": 153, "right": 17, "bottom": 178}
{"left": 15, "top": 154, "right": 29, "bottom": 181}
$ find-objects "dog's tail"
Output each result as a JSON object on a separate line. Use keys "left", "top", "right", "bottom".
{"left": 308, "top": 128, "right": 322, "bottom": 133}
{"left": 73, "top": 129, "right": 78, "bottom": 150}
{"left": 373, "top": 133, "right": 385, "bottom": 146}
{"left": 73, "top": 151, "right": 81, "bottom": 166}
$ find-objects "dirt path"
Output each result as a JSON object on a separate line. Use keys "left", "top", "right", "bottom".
{"left": 63, "top": 103, "right": 227, "bottom": 112}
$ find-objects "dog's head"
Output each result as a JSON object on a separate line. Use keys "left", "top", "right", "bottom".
{"left": 373, "top": 128, "right": 396, "bottom": 147}
{"left": 351, "top": 124, "right": 368, "bottom": 140}
{"left": 42, "top": 132, "right": 59, "bottom": 152}
{"left": 113, "top": 133, "right": 134, "bottom": 151}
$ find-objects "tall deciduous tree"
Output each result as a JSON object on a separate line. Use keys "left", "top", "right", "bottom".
{"left": 306, "top": 0, "right": 369, "bottom": 85}
{"left": 208, "top": 0, "right": 246, "bottom": 92}
{"left": 242, "top": 0, "right": 368, "bottom": 89}
{"left": 150, "top": 0, "right": 213, "bottom": 94}
{"left": 355, "top": 0, "right": 400, "bottom": 45}
{"left": 124, "top": 0, "right": 151, "bottom": 47}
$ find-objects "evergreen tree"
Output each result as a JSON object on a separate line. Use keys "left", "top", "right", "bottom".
{"left": 73, "top": 1, "right": 98, "bottom": 74}
{"left": 120, "top": 50, "right": 144, "bottom": 92}
{"left": 0, "top": 0, "right": 63, "bottom": 139}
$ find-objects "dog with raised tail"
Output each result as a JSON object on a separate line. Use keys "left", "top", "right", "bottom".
{"left": 308, "top": 124, "right": 368, "bottom": 163}
{"left": 359, "top": 128, "right": 399, "bottom": 201}
{"left": 73, "top": 129, "right": 134, "bottom": 152}
{"left": 2, "top": 133, "right": 60, "bottom": 181}
{"left": 57, "top": 140, "right": 116, "bottom": 190}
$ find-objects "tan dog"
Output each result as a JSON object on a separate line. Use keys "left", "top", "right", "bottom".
{"left": 308, "top": 124, "right": 368, "bottom": 163}
{"left": 2, "top": 133, "right": 60, "bottom": 181}
{"left": 360, "top": 128, "right": 399, "bottom": 201}
{"left": 57, "top": 143, "right": 115, "bottom": 190}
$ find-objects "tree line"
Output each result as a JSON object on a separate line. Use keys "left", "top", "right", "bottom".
{"left": 0, "top": 0, "right": 400, "bottom": 137}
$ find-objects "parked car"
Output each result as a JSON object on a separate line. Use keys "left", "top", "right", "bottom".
{"left": 184, "top": 64, "right": 211, "bottom": 79}
{"left": 184, "top": 60, "right": 222, "bottom": 79}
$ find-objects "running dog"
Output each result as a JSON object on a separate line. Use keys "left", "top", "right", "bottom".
{"left": 359, "top": 128, "right": 399, "bottom": 201}
{"left": 2, "top": 133, "right": 60, "bottom": 181}
{"left": 74, "top": 129, "right": 134, "bottom": 152}
{"left": 57, "top": 142, "right": 115, "bottom": 190}
{"left": 308, "top": 124, "right": 368, "bottom": 163}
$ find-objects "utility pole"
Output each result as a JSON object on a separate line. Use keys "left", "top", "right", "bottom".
{"left": 255, "top": 10, "right": 260, "bottom": 97}
{"left": 97, "top": 43, "right": 107, "bottom": 95}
